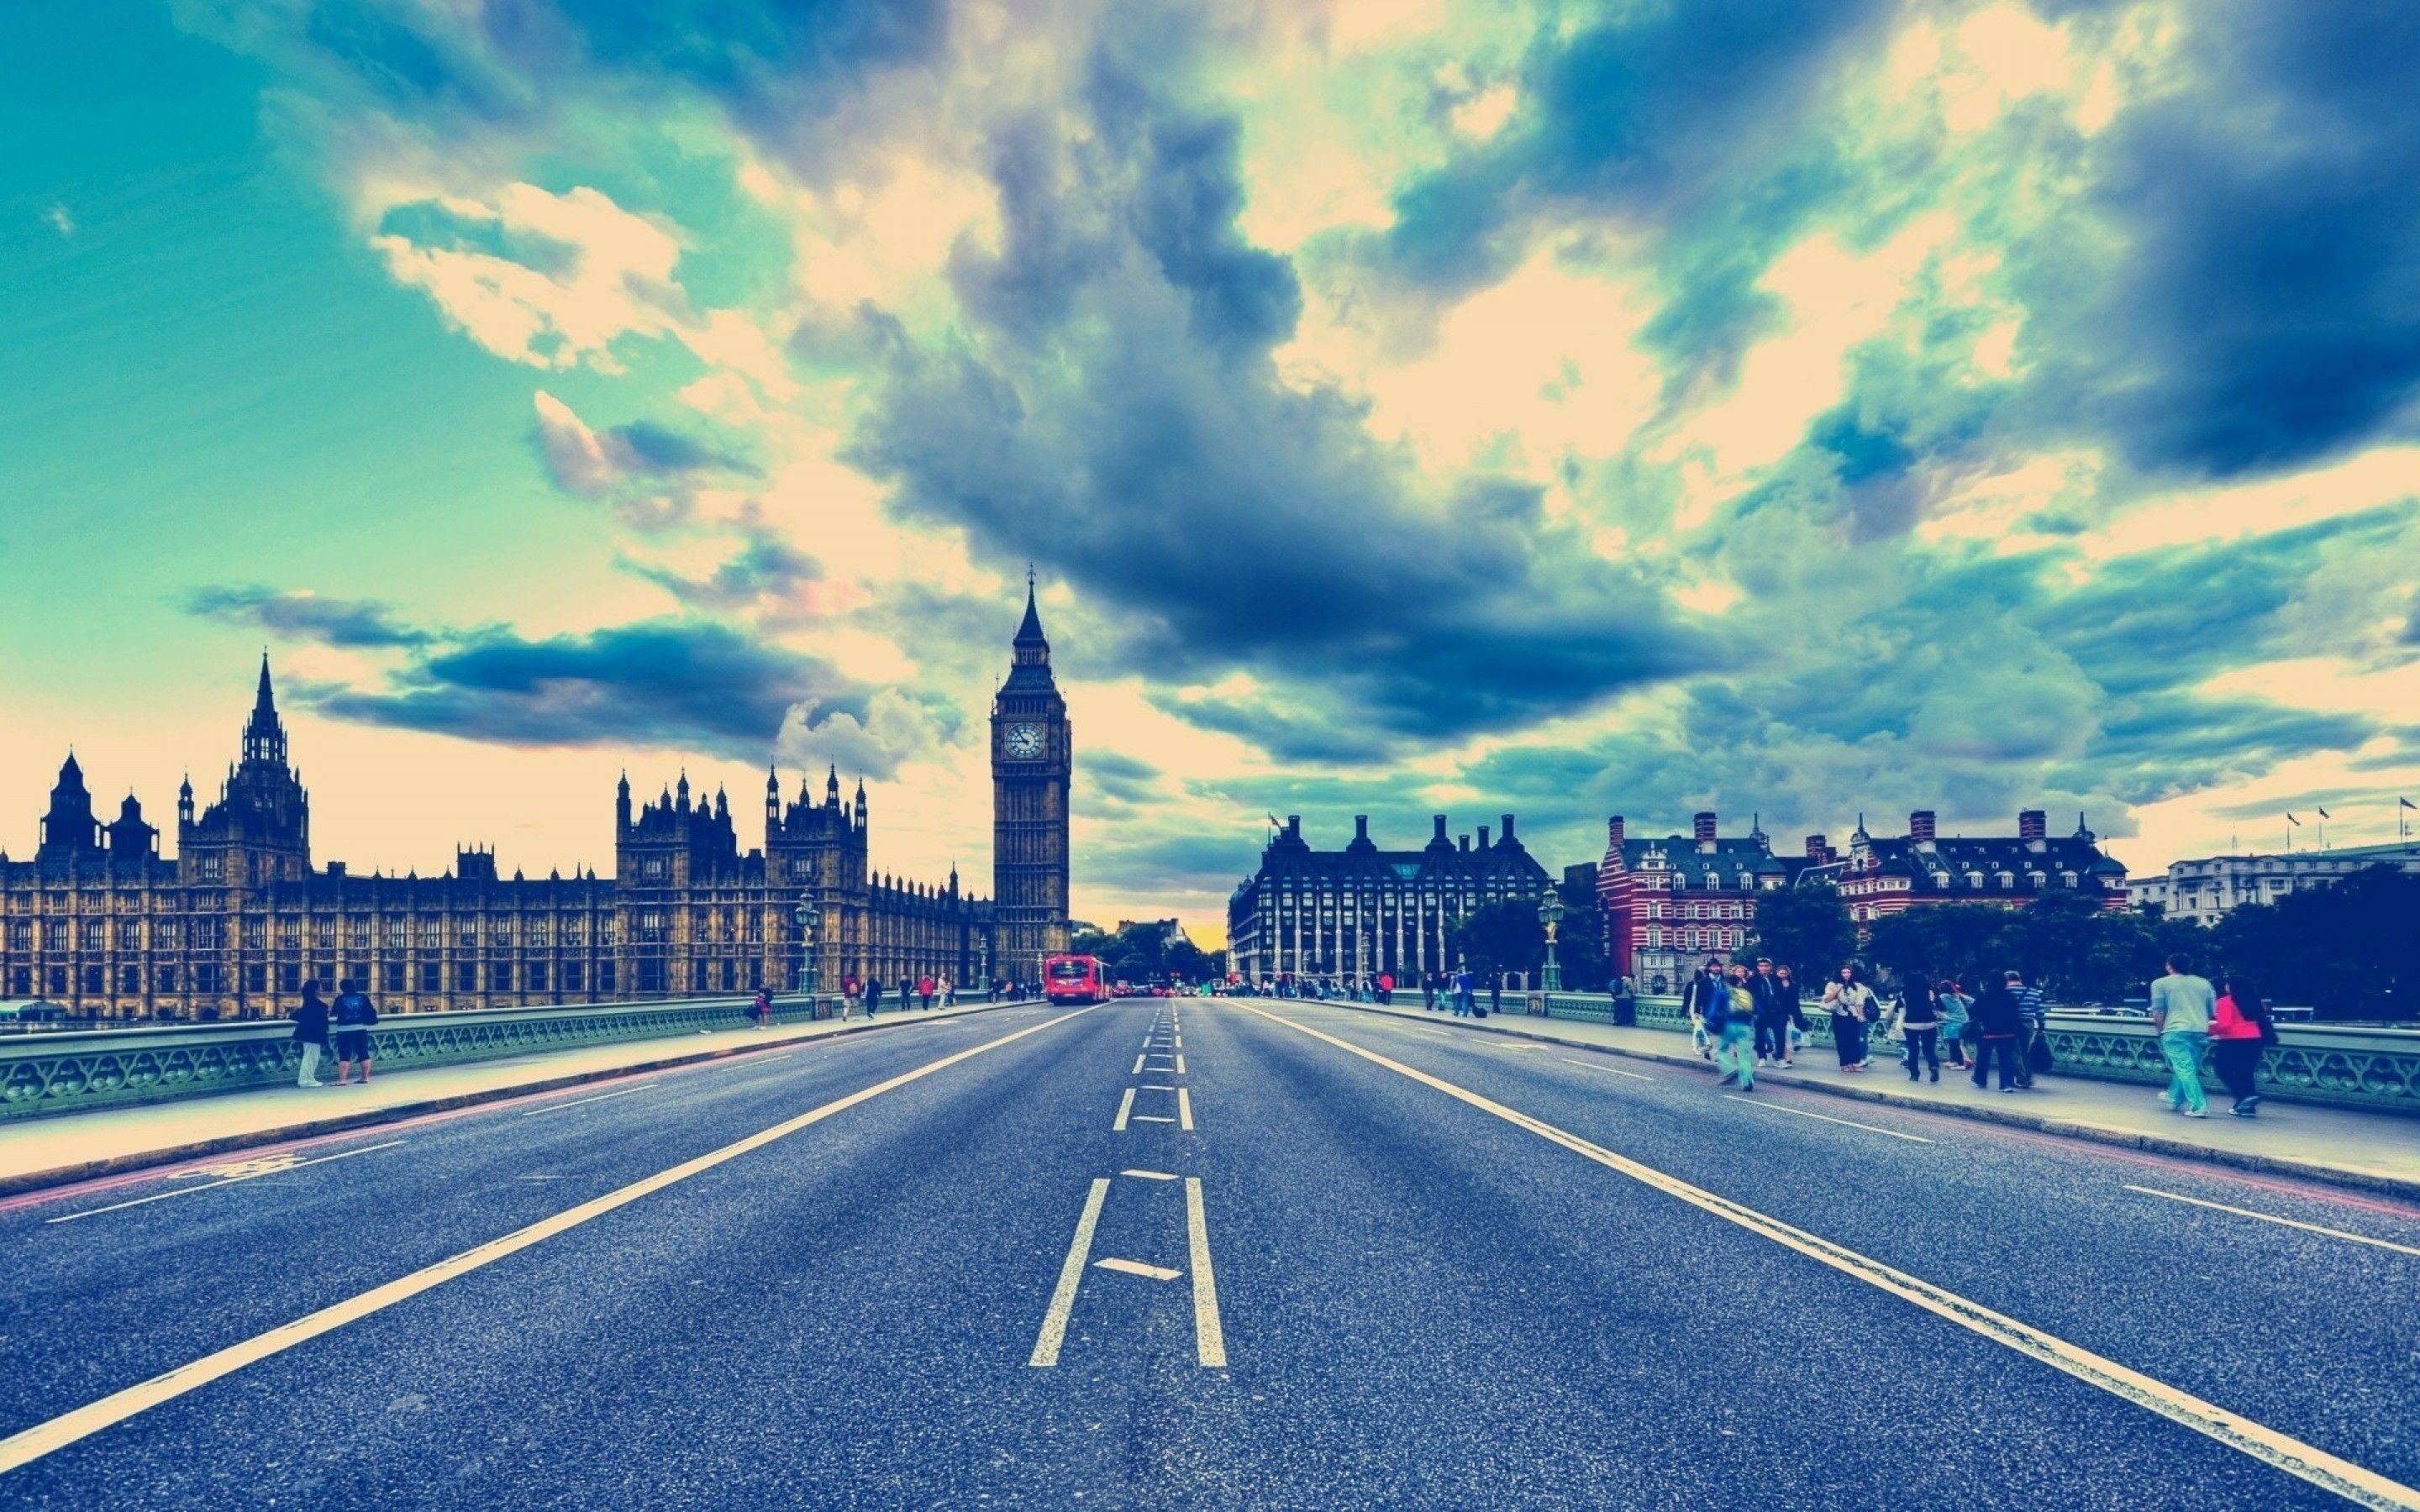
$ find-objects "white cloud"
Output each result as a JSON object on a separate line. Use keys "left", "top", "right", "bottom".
{"left": 45, "top": 203, "right": 74, "bottom": 236}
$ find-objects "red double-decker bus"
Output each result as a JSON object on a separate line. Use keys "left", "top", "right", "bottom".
{"left": 1044, "top": 953, "right": 1106, "bottom": 1005}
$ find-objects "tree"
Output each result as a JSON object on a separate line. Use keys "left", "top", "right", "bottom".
{"left": 1448, "top": 900, "right": 1544, "bottom": 982}
{"left": 2213, "top": 865, "right": 2419, "bottom": 1020}
{"left": 1744, "top": 883, "right": 1856, "bottom": 980}
{"left": 1863, "top": 905, "right": 2012, "bottom": 994}
{"left": 1555, "top": 900, "right": 1612, "bottom": 992}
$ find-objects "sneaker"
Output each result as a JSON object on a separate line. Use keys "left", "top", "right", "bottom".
{"left": 2179, "top": 1107, "right": 2207, "bottom": 1118}
{"left": 1736, "top": 1083, "right": 1756, "bottom": 1095}
{"left": 2001, "top": 1086, "right": 2018, "bottom": 1094}
{"left": 299, "top": 1080, "right": 324, "bottom": 1089}
{"left": 1928, "top": 1070, "right": 1939, "bottom": 1083}
{"left": 2229, "top": 1105, "right": 2254, "bottom": 1117}
{"left": 1717, "top": 1072, "right": 1739, "bottom": 1087}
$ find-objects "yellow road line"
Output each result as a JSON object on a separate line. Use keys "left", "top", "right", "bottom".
{"left": 1234, "top": 1001, "right": 2419, "bottom": 1511}
{"left": 1031, "top": 1179, "right": 1111, "bottom": 1367}
{"left": 0, "top": 1009, "right": 1092, "bottom": 1471}
{"left": 1186, "top": 1177, "right": 1226, "bottom": 1368}
{"left": 1113, "top": 1088, "right": 1136, "bottom": 1131}
{"left": 2125, "top": 1186, "right": 2420, "bottom": 1258}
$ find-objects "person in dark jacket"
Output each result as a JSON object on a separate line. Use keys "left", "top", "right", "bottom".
{"left": 1612, "top": 978, "right": 1638, "bottom": 1026}
{"left": 292, "top": 981, "right": 331, "bottom": 1088}
{"left": 862, "top": 976, "right": 883, "bottom": 1018}
{"left": 1749, "top": 958, "right": 1788, "bottom": 1066}
{"left": 1770, "top": 966, "right": 1807, "bottom": 1065}
{"left": 331, "top": 979, "right": 379, "bottom": 1085}
{"left": 1969, "top": 974, "right": 2026, "bottom": 1092}
{"left": 1898, "top": 976, "right": 1943, "bottom": 1083}
{"left": 1711, "top": 963, "right": 1759, "bottom": 1093}
{"left": 1685, "top": 959, "right": 1726, "bottom": 1060}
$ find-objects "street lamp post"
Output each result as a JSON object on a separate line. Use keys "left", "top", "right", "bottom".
{"left": 1538, "top": 889, "right": 1565, "bottom": 993}
{"left": 795, "top": 890, "right": 823, "bottom": 1018}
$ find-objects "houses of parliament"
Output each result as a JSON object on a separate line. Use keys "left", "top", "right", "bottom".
{"left": 0, "top": 587, "right": 1073, "bottom": 1018}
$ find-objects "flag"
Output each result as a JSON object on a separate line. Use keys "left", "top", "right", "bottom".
{"left": 1266, "top": 812, "right": 1280, "bottom": 827}
{"left": 2317, "top": 806, "right": 2331, "bottom": 819}
{"left": 2402, "top": 797, "right": 2416, "bottom": 810}
{"left": 2286, "top": 813, "right": 2301, "bottom": 826}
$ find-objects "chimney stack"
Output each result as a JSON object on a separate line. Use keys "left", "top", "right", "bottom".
{"left": 1500, "top": 813, "right": 1517, "bottom": 842}
{"left": 1806, "top": 833, "right": 1830, "bottom": 863}
{"left": 1354, "top": 814, "right": 1370, "bottom": 842}
{"left": 1286, "top": 815, "right": 1302, "bottom": 837}
{"left": 1476, "top": 824, "right": 1491, "bottom": 850}
{"left": 1607, "top": 816, "right": 1626, "bottom": 848}
{"left": 1910, "top": 810, "right": 1937, "bottom": 844}
{"left": 1433, "top": 814, "right": 1449, "bottom": 843}
{"left": 1694, "top": 811, "right": 1718, "bottom": 848}
{"left": 2019, "top": 809, "right": 2047, "bottom": 845}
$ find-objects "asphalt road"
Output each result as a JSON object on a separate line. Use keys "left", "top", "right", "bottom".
{"left": 0, "top": 996, "right": 2414, "bottom": 1509}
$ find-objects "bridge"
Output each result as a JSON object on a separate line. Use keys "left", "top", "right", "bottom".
{"left": 0, "top": 995, "right": 2415, "bottom": 1508}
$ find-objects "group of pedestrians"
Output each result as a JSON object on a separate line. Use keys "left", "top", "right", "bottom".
{"left": 2149, "top": 955, "right": 2276, "bottom": 1118}
{"left": 290, "top": 979, "right": 380, "bottom": 1087}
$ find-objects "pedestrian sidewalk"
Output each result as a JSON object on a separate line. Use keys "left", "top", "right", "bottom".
{"left": 1304, "top": 997, "right": 2420, "bottom": 1200}
{"left": 0, "top": 1001, "right": 1018, "bottom": 1197}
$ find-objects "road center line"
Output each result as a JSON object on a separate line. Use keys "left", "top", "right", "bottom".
{"left": 3, "top": 1010, "right": 1092, "bottom": 1469}
{"left": 1131, "top": 1115, "right": 1177, "bottom": 1124}
{"left": 1177, "top": 1088, "right": 1195, "bottom": 1131}
{"left": 44, "top": 1141, "right": 410, "bottom": 1226}
{"left": 1175, "top": 1054, "right": 1186, "bottom": 1074}
{"left": 1113, "top": 1088, "right": 1137, "bottom": 1131}
{"left": 1031, "top": 1179, "right": 1111, "bottom": 1367}
{"left": 1142, "top": 1083, "right": 1177, "bottom": 1090}
{"left": 1132, "top": 1054, "right": 1146, "bottom": 1074}
{"left": 520, "top": 1084, "right": 656, "bottom": 1118}
{"left": 1235, "top": 1001, "right": 2417, "bottom": 1511}
{"left": 2124, "top": 1186, "right": 2420, "bottom": 1257}
{"left": 1560, "top": 1058, "right": 1655, "bottom": 1082}
{"left": 1186, "top": 1176, "right": 1227, "bottom": 1368}
{"left": 1723, "top": 1096, "right": 1933, "bottom": 1144}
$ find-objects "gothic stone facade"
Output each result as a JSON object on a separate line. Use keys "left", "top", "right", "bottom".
{"left": 1227, "top": 813, "right": 1551, "bottom": 984}
{"left": 3, "top": 600, "right": 1069, "bottom": 1019}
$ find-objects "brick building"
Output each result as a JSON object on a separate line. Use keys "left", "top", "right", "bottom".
{"left": 1594, "top": 811, "right": 1812, "bottom": 994}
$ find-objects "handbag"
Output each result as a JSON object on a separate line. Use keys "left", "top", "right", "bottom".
{"left": 2025, "top": 1031, "right": 2054, "bottom": 1074}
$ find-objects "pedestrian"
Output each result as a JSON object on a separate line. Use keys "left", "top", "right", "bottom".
{"left": 863, "top": 975, "right": 884, "bottom": 1019}
{"left": 1772, "top": 965, "right": 1807, "bottom": 1065}
{"left": 292, "top": 980, "right": 330, "bottom": 1088}
{"left": 1486, "top": 975, "right": 1500, "bottom": 1019}
{"left": 1749, "top": 958, "right": 1787, "bottom": 1067}
{"left": 1937, "top": 978, "right": 1972, "bottom": 1068}
{"left": 1377, "top": 971, "right": 1393, "bottom": 1006}
{"left": 1821, "top": 964, "right": 1876, "bottom": 1071}
{"left": 2210, "top": 975, "right": 2273, "bottom": 1116}
{"left": 2009, "top": 970, "right": 2049, "bottom": 1088}
{"left": 941, "top": 975, "right": 955, "bottom": 1007}
{"left": 1686, "top": 958, "right": 1725, "bottom": 1061}
{"left": 918, "top": 975, "right": 935, "bottom": 1011}
{"left": 1712, "top": 963, "right": 1758, "bottom": 1094}
{"left": 751, "top": 986, "right": 773, "bottom": 1029}
{"left": 1612, "top": 976, "right": 1638, "bottom": 1026}
{"left": 1453, "top": 964, "right": 1475, "bottom": 1017}
{"left": 2149, "top": 954, "right": 2217, "bottom": 1118}
{"left": 1898, "top": 974, "right": 1942, "bottom": 1083}
{"left": 330, "top": 977, "right": 379, "bottom": 1085}
{"left": 1970, "top": 974, "right": 2025, "bottom": 1093}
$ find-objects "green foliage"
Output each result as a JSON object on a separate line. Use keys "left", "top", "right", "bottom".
{"left": 1065, "top": 921, "right": 1224, "bottom": 984}
{"left": 2212, "top": 864, "right": 2418, "bottom": 1021}
{"left": 1448, "top": 900, "right": 1544, "bottom": 981}
{"left": 1554, "top": 900, "right": 1612, "bottom": 992}
{"left": 1744, "top": 884, "right": 1858, "bottom": 979}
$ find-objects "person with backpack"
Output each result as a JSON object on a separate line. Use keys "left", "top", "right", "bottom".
{"left": 1711, "top": 963, "right": 1759, "bottom": 1094}
{"left": 1897, "top": 974, "right": 1943, "bottom": 1083}
{"left": 330, "top": 978, "right": 379, "bottom": 1086}
{"left": 292, "top": 980, "right": 331, "bottom": 1089}
{"left": 1822, "top": 964, "right": 1876, "bottom": 1071}
{"left": 2210, "top": 975, "right": 2273, "bottom": 1116}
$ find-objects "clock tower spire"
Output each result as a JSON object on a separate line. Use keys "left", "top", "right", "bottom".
{"left": 991, "top": 574, "right": 1071, "bottom": 986}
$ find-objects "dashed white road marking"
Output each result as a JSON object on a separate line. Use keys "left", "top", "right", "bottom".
{"left": 1143, "top": 1083, "right": 1178, "bottom": 1091}
{"left": 1723, "top": 1096, "right": 1933, "bottom": 1144}
{"left": 1031, "top": 1179, "right": 1111, "bottom": 1367}
{"left": 1131, "top": 1115, "right": 1178, "bottom": 1124}
{"left": 1113, "top": 1088, "right": 1137, "bottom": 1131}
{"left": 1186, "top": 1176, "right": 1227, "bottom": 1368}
{"left": 520, "top": 1084, "right": 656, "bottom": 1117}
{"left": 5, "top": 1010, "right": 1095, "bottom": 1466}
{"left": 1093, "top": 1257, "right": 1181, "bottom": 1281}
{"left": 1560, "top": 1058, "right": 1655, "bottom": 1081}
{"left": 1236, "top": 1000, "right": 2419, "bottom": 1511}
{"left": 1176, "top": 1054, "right": 1187, "bottom": 1074}
{"left": 1133, "top": 1054, "right": 1146, "bottom": 1074}
{"left": 44, "top": 1140, "right": 410, "bottom": 1225}
{"left": 1178, "top": 1088, "right": 1195, "bottom": 1131}
{"left": 2125, "top": 1186, "right": 2420, "bottom": 1257}
{"left": 1120, "top": 1169, "right": 1178, "bottom": 1181}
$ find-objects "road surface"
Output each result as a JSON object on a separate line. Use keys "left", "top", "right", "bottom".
{"left": 1, "top": 997, "right": 2412, "bottom": 1509}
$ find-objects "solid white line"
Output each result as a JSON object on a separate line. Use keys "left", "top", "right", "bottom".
{"left": 1121, "top": 1169, "right": 1177, "bottom": 1181}
{"left": 1234, "top": 1001, "right": 2418, "bottom": 1511}
{"left": 519, "top": 1084, "right": 656, "bottom": 1117}
{"left": 1093, "top": 1257, "right": 1181, "bottom": 1281}
{"left": 1031, "top": 1179, "right": 1111, "bottom": 1367}
{"left": 1142, "top": 1083, "right": 1177, "bottom": 1090}
{"left": 2125, "top": 1186, "right": 2420, "bottom": 1258}
{"left": 3, "top": 1010, "right": 1092, "bottom": 1467}
{"left": 1113, "top": 1088, "right": 1136, "bottom": 1131}
{"left": 44, "top": 1142, "right": 410, "bottom": 1225}
{"left": 1724, "top": 1096, "right": 1933, "bottom": 1144}
{"left": 1177, "top": 1087, "right": 1195, "bottom": 1131}
{"left": 1186, "top": 1176, "right": 1227, "bottom": 1368}
{"left": 1131, "top": 1115, "right": 1177, "bottom": 1124}
{"left": 1560, "top": 1058, "right": 1655, "bottom": 1082}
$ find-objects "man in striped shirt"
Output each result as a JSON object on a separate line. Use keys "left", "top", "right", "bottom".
{"left": 2009, "top": 970, "right": 2048, "bottom": 1088}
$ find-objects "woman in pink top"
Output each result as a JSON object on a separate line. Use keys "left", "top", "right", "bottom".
{"left": 2209, "top": 976, "right": 2272, "bottom": 1117}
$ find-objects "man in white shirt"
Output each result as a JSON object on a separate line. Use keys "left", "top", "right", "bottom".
{"left": 2149, "top": 955, "right": 2217, "bottom": 1118}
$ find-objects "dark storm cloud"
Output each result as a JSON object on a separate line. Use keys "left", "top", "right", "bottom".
{"left": 622, "top": 529, "right": 821, "bottom": 613}
{"left": 305, "top": 618, "right": 867, "bottom": 761}
{"left": 1079, "top": 750, "right": 1161, "bottom": 807}
{"left": 184, "top": 585, "right": 433, "bottom": 649}
{"left": 849, "top": 20, "right": 1711, "bottom": 748}
{"left": 2033, "top": 0, "right": 2420, "bottom": 476}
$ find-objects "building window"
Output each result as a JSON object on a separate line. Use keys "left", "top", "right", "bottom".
{"left": 195, "top": 963, "right": 221, "bottom": 993}
{"left": 83, "top": 965, "right": 104, "bottom": 995}
{"left": 491, "top": 963, "right": 513, "bottom": 991}
{"left": 245, "top": 963, "right": 267, "bottom": 994}
{"left": 456, "top": 962, "right": 476, "bottom": 992}
{"left": 155, "top": 966, "right": 176, "bottom": 992}
{"left": 599, "top": 962, "right": 615, "bottom": 993}
{"left": 420, "top": 963, "right": 442, "bottom": 993}
{"left": 383, "top": 963, "right": 405, "bottom": 993}
{"left": 565, "top": 962, "right": 585, "bottom": 992}
{"left": 528, "top": 963, "right": 549, "bottom": 992}
{"left": 120, "top": 964, "right": 141, "bottom": 993}
{"left": 281, "top": 964, "right": 302, "bottom": 993}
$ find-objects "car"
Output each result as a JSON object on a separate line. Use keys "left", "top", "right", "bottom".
{"left": 0, "top": 1000, "right": 71, "bottom": 1025}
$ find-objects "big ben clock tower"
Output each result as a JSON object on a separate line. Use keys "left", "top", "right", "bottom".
{"left": 992, "top": 573, "right": 1071, "bottom": 984}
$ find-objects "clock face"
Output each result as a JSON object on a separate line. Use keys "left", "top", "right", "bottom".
{"left": 1005, "top": 722, "right": 1045, "bottom": 759}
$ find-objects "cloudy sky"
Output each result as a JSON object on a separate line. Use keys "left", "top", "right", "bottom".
{"left": 5, "top": 0, "right": 2417, "bottom": 940}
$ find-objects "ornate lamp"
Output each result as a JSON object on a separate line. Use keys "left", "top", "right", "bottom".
{"left": 795, "top": 891, "right": 823, "bottom": 1010}
{"left": 1537, "top": 888, "right": 1566, "bottom": 992}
